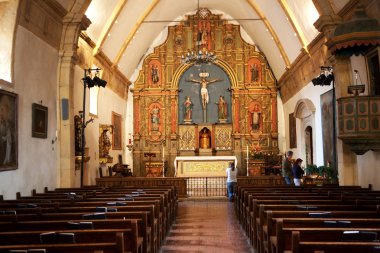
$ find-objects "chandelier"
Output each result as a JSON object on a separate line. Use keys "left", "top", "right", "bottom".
{"left": 181, "top": 48, "right": 216, "bottom": 65}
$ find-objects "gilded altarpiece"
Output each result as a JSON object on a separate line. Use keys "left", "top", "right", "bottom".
{"left": 132, "top": 9, "right": 278, "bottom": 176}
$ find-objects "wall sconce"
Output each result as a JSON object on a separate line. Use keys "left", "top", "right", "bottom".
{"left": 126, "top": 133, "right": 133, "bottom": 151}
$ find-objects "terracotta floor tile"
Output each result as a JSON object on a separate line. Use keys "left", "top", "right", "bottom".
{"left": 160, "top": 199, "right": 255, "bottom": 253}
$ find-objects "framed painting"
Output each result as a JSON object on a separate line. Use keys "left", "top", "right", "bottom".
{"left": 32, "top": 103, "right": 48, "bottom": 139}
{"left": 321, "top": 89, "right": 334, "bottom": 165}
{"left": 112, "top": 112, "right": 122, "bottom": 150}
{"left": 289, "top": 113, "right": 297, "bottom": 148}
{"left": 0, "top": 89, "right": 18, "bottom": 171}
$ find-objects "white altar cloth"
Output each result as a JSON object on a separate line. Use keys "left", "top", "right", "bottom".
{"left": 174, "top": 156, "right": 237, "bottom": 177}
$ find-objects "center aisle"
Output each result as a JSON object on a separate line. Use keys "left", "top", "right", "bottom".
{"left": 160, "top": 199, "right": 255, "bottom": 253}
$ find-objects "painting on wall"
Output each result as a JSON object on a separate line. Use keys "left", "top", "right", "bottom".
{"left": 32, "top": 103, "right": 48, "bottom": 139}
{"left": 289, "top": 113, "right": 297, "bottom": 148}
{"left": 112, "top": 112, "right": 122, "bottom": 150}
{"left": 0, "top": 90, "right": 18, "bottom": 171}
{"left": 321, "top": 90, "right": 334, "bottom": 165}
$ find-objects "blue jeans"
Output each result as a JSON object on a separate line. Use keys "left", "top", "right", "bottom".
{"left": 284, "top": 176, "right": 292, "bottom": 185}
{"left": 227, "top": 182, "right": 236, "bottom": 201}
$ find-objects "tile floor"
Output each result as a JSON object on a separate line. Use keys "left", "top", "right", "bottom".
{"left": 160, "top": 198, "right": 255, "bottom": 253}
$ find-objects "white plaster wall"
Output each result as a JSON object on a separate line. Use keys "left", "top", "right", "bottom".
{"left": 281, "top": 82, "right": 331, "bottom": 166}
{"left": 73, "top": 66, "right": 127, "bottom": 186}
{"left": 277, "top": 92, "right": 286, "bottom": 154}
{"left": 0, "top": 26, "right": 58, "bottom": 199}
{"left": 356, "top": 151, "right": 380, "bottom": 190}
{"left": 124, "top": 86, "right": 133, "bottom": 170}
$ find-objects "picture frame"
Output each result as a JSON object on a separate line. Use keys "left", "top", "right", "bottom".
{"left": 112, "top": 111, "right": 122, "bottom": 150}
{"left": 32, "top": 103, "right": 48, "bottom": 139}
{"left": 0, "top": 89, "right": 18, "bottom": 171}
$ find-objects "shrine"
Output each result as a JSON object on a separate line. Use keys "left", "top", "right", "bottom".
{"left": 131, "top": 9, "right": 279, "bottom": 177}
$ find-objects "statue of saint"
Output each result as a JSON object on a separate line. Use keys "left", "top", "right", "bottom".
{"left": 151, "top": 65, "right": 159, "bottom": 84}
{"left": 250, "top": 63, "right": 259, "bottom": 83}
{"left": 251, "top": 104, "right": 261, "bottom": 130}
{"left": 216, "top": 96, "right": 227, "bottom": 120}
{"left": 186, "top": 73, "right": 222, "bottom": 110}
{"left": 100, "top": 129, "right": 111, "bottom": 158}
{"left": 151, "top": 106, "right": 160, "bottom": 131}
{"left": 200, "top": 128, "right": 210, "bottom": 149}
{"left": 183, "top": 96, "right": 193, "bottom": 121}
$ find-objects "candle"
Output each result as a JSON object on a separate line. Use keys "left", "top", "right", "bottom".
{"left": 162, "top": 147, "right": 165, "bottom": 160}
{"left": 246, "top": 145, "right": 249, "bottom": 158}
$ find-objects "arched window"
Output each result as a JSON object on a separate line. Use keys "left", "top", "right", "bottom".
{"left": 0, "top": 0, "right": 19, "bottom": 83}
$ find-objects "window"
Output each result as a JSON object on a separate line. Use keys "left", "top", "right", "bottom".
{"left": 89, "top": 86, "right": 99, "bottom": 116}
{"left": 0, "top": 0, "right": 18, "bottom": 83}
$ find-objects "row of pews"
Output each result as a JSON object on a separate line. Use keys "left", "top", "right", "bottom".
{"left": 236, "top": 184, "right": 380, "bottom": 253}
{"left": 0, "top": 185, "right": 178, "bottom": 253}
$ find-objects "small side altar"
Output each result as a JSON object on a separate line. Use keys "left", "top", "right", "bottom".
{"left": 174, "top": 156, "right": 237, "bottom": 177}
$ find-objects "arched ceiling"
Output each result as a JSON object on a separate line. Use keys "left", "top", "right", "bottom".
{"left": 59, "top": 0, "right": 351, "bottom": 82}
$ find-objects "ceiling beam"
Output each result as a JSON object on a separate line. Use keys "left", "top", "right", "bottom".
{"left": 246, "top": 0, "right": 291, "bottom": 68}
{"left": 277, "top": 0, "right": 309, "bottom": 53}
{"left": 113, "top": 0, "right": 160, "bottom": 66}
{"left": 93, "top": 0, "right": 128, "bottom": 55}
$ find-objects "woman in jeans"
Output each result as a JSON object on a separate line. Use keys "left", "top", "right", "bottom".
{"left": 292, "top": 158, "right": 304, "bottom": 186}
{"left": 226, "top": 162, "right": 237, "bottom": 202}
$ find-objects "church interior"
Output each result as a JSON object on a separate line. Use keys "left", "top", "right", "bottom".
{"left": 0, "top": 0, "right": 380, "bottom": 252}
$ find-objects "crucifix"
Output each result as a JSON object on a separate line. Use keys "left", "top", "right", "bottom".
{"left": 186, "top": 71, "right": 222, "bottom": 122}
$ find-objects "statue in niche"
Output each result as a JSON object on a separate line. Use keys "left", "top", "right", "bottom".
{"left": 216, "top": 96, "right": 227, "bottom": 122}
{"left": 150, "top": 105, "right": 160, "bottom": 131}
{"left": 99, "top": 129, "right": 111, "bottom": 158}
{"left": 200, "top": 128, "right": 211, "bottom": 149}
{"left": 251, "top": 104, "right": 262, "bottom": 131}
{"left": 183, "top": 96, "right": 193, "bottom": 123}
{"left": 74, "top": 113, "right": 83, "bottom": 156}
{"left": 250, "top": 63, "right": 259, "bottom": 83}
{"left": 186, "top": 72, "right": 222, "bottom": 110}
{"left": 151, "top": 65, "right": 159, "bottom": 84}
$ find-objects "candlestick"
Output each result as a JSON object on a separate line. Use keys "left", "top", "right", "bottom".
{"left": 246, "top": 145, "right": 249, "bottom": 176}
{"left": 162, "top": 146, "right": 165, "bottom": 178}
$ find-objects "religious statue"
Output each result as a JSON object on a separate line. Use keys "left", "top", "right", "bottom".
{"left": 99, "top": 129, "right": 111, "bottom": 158}
{"left": 151, "top": 65, "right": 159, "bottom": 84}
{"left": 74, "top": 114, "right": 83, "bottom": 156}
{"left": 151, "top": 106, "right": 160, "bottom": 131}
{"left": 216, "top": 96, "right": 227, "bottom": 121}
{"left": 198, "top": 21, "right": 209, "bottom": 48}
{"left": 183, "top": 96, "right": 193, "bottom": 123}
{"left": 200, "top": 128, "right": 211, "bottom": 149}
{"left": 251, "top": 104, "right": 262, "bottom": 131}
{"left": 250, "top": 63, "right": 259, "bottom": 83}
{"left": 186, "top": 72, "right": 222, "bottom": 110}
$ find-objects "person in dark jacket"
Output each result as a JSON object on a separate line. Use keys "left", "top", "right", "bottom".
{"left": 292, "top": 158, "right": 304, "bottom": 186}
{"left": 282, "top": 151, "right": 293, "bottom": 185}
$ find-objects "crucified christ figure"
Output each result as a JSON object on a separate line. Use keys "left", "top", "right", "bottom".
{"left": 186, "top": 76, "right": 222, "bottom": 109}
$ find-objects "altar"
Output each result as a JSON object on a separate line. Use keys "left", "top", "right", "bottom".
{"left": 174, "top": 156, "right": 237, "bottom": 177}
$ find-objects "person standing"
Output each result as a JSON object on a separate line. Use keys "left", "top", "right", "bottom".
{"left": 226, "top": 162, "right": 237, "bottom": 202}
{"left": 292, "top": 158, "right": 304, "bottom": 186}
{"left": 282, "top": 151, "right": 293, "bottom": 185}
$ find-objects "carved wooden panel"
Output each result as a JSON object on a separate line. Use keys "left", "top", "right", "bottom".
{"left": 178, "top": 125, "right": 196, "bottom": 151}
{"left": 215, "top": 124, "right": 232, "bottom": 150}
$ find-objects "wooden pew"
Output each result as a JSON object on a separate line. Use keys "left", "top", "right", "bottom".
{"left": 272, "top": 219, "right": 380, "bottom": 253}
{"left": 290, "top": 230, "right": 380, "bottom": 253}
{"left": 0, "top": 229, "right": 138, "bottom": 253}
{"left": 0, "top": 219, "right": 142, "bottom": 253}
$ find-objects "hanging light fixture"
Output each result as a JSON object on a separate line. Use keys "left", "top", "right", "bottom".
{"left": 181, "top": 0, "right": 217, "bottom": 65}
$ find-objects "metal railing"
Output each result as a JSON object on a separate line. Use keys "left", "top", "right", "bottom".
{"left": 186, "top": 177, "right": 227, "bottom": 197}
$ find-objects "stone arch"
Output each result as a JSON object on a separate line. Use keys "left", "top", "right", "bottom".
{"left": 56, "top": 0, "right": 91, "bottom": 188}
{"left": 294, "top": 99, "right": 316, "bottom": 119}
{"left": 293, "top": 99, "right": 316, "bottom": 165}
